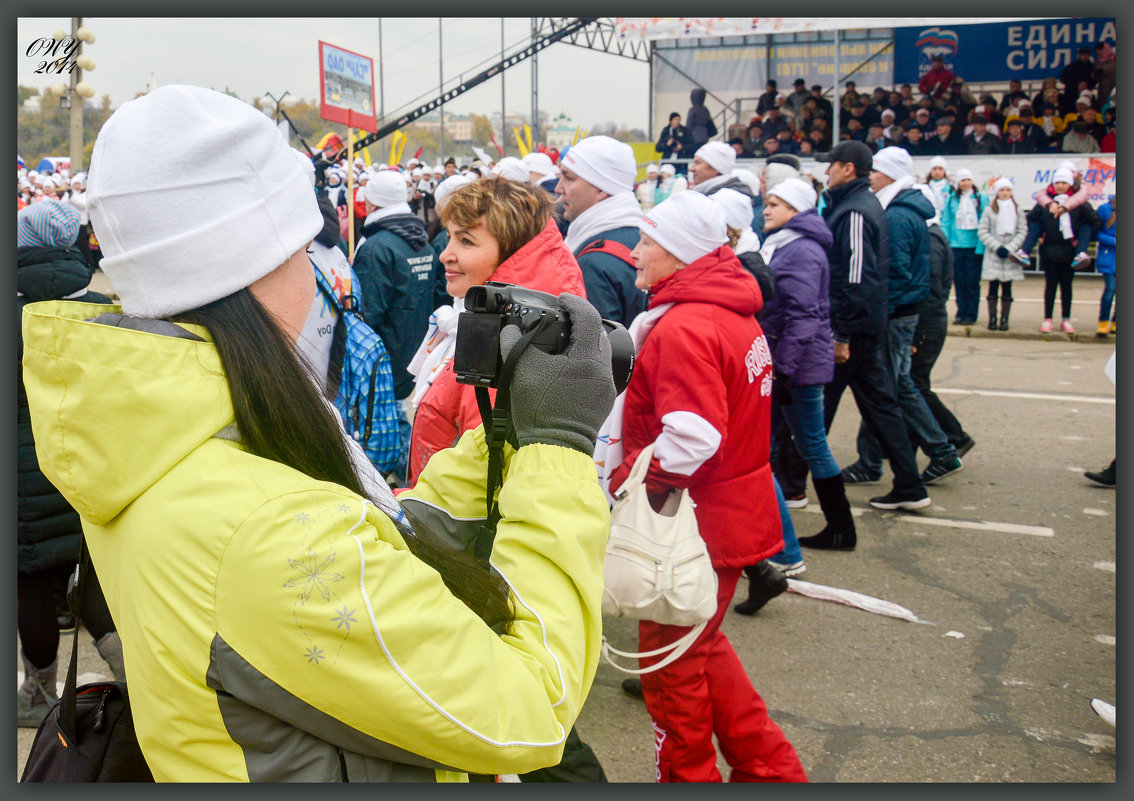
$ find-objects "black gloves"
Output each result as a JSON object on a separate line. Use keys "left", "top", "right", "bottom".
{"left": 499, "top": 294, "right": 616, "bottom": 456}
{"left": 996, "top": 245, "right": 1010, "bottom": 259}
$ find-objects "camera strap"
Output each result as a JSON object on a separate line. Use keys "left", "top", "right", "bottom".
{"left": 472, "top": 317, "right": 553, "bottom": 561}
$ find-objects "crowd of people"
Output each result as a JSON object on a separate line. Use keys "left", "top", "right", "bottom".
{"left": 652, "top": 43, "right": 1117, "bottom": 162}
{"left": 16, "top": 36, "right": 1117, "bottom": 783}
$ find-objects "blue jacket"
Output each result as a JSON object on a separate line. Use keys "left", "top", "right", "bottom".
{"left": 761, "top": 209, "right": 834, "bottom": 387}
{"left": 823, "top": 177, "right": 889, "bottom": 340}
{"left": 884, "top": 187, "right": 934, "bottom": 317}
{"left": 942, "top": 191, "right": 987, "bottom": 254}
{"left": 354, "top": 213, "right": 447, "bottom": 399}
{"left": 1095, "top": 199, "right": 1116, "bottom": 274}
{"left": 573, "top": 226, "right": 648, "bottom": 328}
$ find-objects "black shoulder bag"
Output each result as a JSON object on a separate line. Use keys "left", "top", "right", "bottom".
{"left": 20, "top": 539, "right": 154, "bottom": 782}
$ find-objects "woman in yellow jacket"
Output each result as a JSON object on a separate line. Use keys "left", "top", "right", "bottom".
{"left": 21, "top": 85, "right": 616, "bottom": 782}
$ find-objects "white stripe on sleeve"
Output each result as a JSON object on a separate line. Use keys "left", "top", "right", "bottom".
{"left": 654, "top": 411, "right": 723, "bottom": 476}
{"left": 848, "top": 211, "right": 863, "bottom": 285}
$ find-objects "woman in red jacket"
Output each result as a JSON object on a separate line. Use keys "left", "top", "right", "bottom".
{"left": 608, "top": 191, "right": 807, "bottom": 783}
{"left": 405, "top": 177, "right": 587, "bottom": 485}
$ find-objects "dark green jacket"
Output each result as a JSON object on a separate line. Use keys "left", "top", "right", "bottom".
{"left": 354, "top": 214, "right": 448, "bottom": 399}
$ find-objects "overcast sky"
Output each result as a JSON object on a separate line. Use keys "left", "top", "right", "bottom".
{"left": 18, "top": 17, "right": 651, "bottom": 134}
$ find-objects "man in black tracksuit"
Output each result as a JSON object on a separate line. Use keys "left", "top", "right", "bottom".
{"left": 783, "top": 142, "right": 930, "bottom": 543}
{"left": 910, "top": 220, "right": 975, "bottom": 457}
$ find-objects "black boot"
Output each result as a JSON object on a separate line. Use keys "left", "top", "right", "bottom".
{"left": 733, "top": 561, "right": 788, "bottom": 615}
{"left": 987, "top": 298, "right": 998, "bottom": 330}
{"left": 798, "top": 474, "right": 857, "bottom": 550}
{"left": 999, "top": 298, "right": 1012, "bottom": 331}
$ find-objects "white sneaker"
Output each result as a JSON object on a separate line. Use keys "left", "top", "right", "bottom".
{"left": 784, "top": 493, "right": 808, "bottom": 509}
{"left": 1091, "top": 698, "right": 1116, "bottom": 727}
{"left": 768, "top": 559, "right": 806, "bottom": 577}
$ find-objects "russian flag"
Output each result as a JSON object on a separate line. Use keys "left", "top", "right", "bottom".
{"left": 18, "top": 154, "right": 25, "bottom": 170}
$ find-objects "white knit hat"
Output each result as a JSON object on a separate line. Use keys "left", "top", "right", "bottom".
{"left": 763, "top": 162, "right": 800, "bottom": 193}
{"left": 712, "top": 187, "right": 754, "bottom": 231}
{"left": 640, "top": 191, "right": 727, "bottom": 265}
{"left": 767, "top": 177, "right": 817, "bottom": 212}
{"left": 1052, "top": 167, "right": 1075, "bottom": 185}
{"left": 492, "top": 156, "right": 529, "bottom": 182}
{"left": 522, "top": 152, "right": 556, "bottom": 181}
{"left": 559, "top": 135, "right": 636, "bottom": 196}
{"left": 871, "top": 146, "right": 914, "bottom": 182}
{"left": 645, "top": 162, "right": 659, "bottom": 176}
{"left": 695, "top": 141, "right": 736, "bottom": 177}
{"left": 434, "top": 173, "right": 476, "bottom": 212}
{"left": 86, "top": 85, "right": 322, "bottom": 319}
{"left": 992, "top": 177, "right": 1014, "bottom": 192}
{"left": 955, "top": 168, "right": 974, "bottom": 181}
{"left": 929, "top": 156, "right": 948, "bottom": 170}
{"left": 660, "top": 163, "right": 676, "bottom": 176}
{"left": 364, "top": 170, "right": 409, "bottom": 207}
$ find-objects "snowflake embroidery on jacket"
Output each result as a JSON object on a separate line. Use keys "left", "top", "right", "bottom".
{"left": 305, "top": 646, "right": 326, "bottom": 665}
{"left": 294, "top": 512, "right": 313, "bottom": 526}
{"left": 284, "top": 548, "right": 345, "bottom": 604}
{"left": 333, "top": 606, "right": 357, "bottom": 631}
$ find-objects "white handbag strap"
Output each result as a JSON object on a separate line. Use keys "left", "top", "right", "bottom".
{"left": 600, "top": 621, "right": 707, "bottom": 675}
{"left": 613, "top": 442, "right": 655, "bottom": 500}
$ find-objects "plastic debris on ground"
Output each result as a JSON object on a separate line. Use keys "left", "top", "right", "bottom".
{"left": 786, "top": 578, "right": 931, "bottom": 624}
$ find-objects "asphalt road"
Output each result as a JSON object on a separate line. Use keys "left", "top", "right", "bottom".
{"left": 18, "top": 275, "right": 1117, "bottom": 782}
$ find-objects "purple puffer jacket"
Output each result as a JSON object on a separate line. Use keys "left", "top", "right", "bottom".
{"left": 761, "top": 208, "right": 835, "bottom": 387}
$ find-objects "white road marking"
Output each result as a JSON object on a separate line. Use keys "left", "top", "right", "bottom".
{"left": 1093, "top": 561, "right": 1116, "bottom": 572}
{"left": 891, "top": 514, "right": 1054, "bottom": 537}
{"left": 1082, "top": 508, "right": 1110, "bottom": 516}
{"left": 1060, "top": 435, "right": 1086, "bottom": 441}
{"left": 802, "top": 507, "right": 1056, "bottom": 537}
{"left": 935, "top": 388, "right": 1114, "bottom": 404}
{"left": 1093, "top": 635, "right": 1116, "bottom": 646}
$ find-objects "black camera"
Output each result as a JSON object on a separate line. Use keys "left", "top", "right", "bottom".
{"left": 454, "top": 282, "right": 635, "bottom": 395}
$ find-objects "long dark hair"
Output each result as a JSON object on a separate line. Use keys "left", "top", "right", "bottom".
{"left": 173, "top": 288, "right": 514, "bottom": 632}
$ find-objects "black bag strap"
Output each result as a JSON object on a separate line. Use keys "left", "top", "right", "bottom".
{"left": 471, "top": 317, "right": 553, "bottom": 560}
{"left": 59, "top": 539, "right": 91, "bottom": 745}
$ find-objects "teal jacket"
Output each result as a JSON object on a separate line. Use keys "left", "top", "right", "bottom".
{"left": 941, "top": 191, "right": 987, "bottom": 254}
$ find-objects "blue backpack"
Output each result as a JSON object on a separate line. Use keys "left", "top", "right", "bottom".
{"left": 313, "top": 265, "right": 402, "bottom": 472}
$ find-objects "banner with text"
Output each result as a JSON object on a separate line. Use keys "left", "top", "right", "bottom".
{"left": 893, "top": 18, "right": 1117, "bottom": 84}
{"left": 318, "top": 40, "right": 377, "bottom": 132}
{"left": 618, "top": 18, "right": 1025, "bottom": 40}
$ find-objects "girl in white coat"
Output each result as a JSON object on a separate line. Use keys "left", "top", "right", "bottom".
{"left": 977, "top": 177, "right": 1028, "bottom": 331}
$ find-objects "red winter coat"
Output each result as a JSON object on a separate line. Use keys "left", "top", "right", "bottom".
{"left": 608, "top": 246, "right": 782, "bottom": 568}
{"left": 406, "top": 217, "right": 587, "bottom": 484}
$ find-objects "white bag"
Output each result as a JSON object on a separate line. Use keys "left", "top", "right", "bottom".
{"left": 600, "top": 444, "right": 718, "bottom": 674}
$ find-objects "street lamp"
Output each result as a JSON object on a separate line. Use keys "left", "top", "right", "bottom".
{"left": 65, "top": 18, "right": 95, "bottom": 174}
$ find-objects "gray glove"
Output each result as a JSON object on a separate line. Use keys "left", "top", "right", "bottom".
{"left": 500, "top": 293, "right": 616, "bottom": 456}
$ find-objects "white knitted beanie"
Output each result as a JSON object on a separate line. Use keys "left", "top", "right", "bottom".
{"left": 364, "top": 170, "right": 409, "bottom": 207}
{"left": 694, "top": 141, "right": 736, "bottom": 177}
{"left": 640, "top": 191, "right": 727, "bottom": 265}
{"left": 86, "top": 85, "right": 322, "bottom": 318}
{"left": 559, "top": 135, "right": 636, "bottom": 196}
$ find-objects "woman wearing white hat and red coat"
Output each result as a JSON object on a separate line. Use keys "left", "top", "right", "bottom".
{"left": 606, "top": 191, "right": 807, "bottom": 783}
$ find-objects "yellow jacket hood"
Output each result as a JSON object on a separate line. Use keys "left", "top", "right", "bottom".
{"left": 21, "top": 300, "right": 234, "bottom": 525}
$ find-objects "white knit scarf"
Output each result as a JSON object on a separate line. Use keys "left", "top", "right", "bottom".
{"left": 406, "top": 296, "right": 464, "bottom": 410}
{"left": 994, "top": 198, "right": 1018, "bottom": 237}
{"left": 1053, "top": 194, "right": 1074, "bottom": 239}
{"left": 874, "top": 174, "right": 915, "bottom": 210}
{"left": 758, "top": 227, "right": 804, "bottom": 264}
{"left": 564, "top": 192, "right": 644, "bottom": 254}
